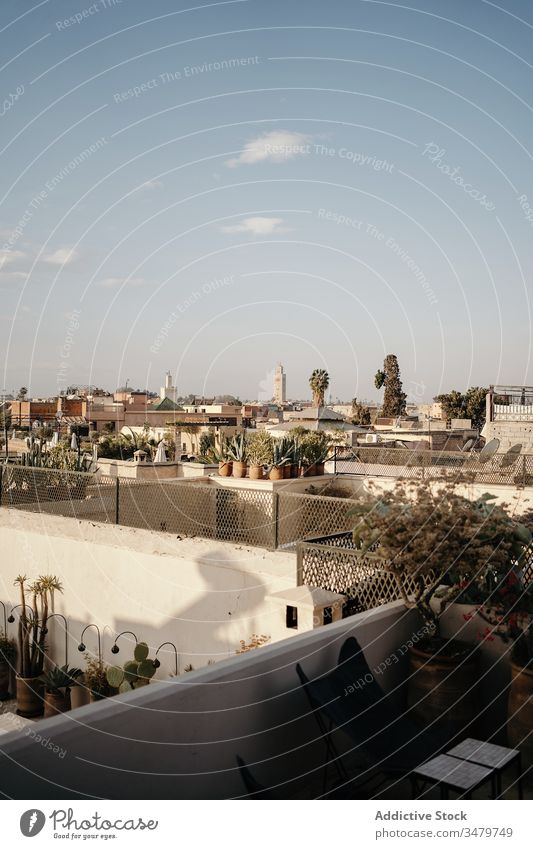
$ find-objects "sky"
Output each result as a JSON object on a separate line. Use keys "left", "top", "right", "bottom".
{"left": 0, "top": 0, "right": 532, "bottom": 403}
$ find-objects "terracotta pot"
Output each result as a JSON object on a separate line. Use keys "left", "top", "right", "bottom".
{"left": 291, "top": 464, "right": 299, "bottom": 478}
{"left": 70, "top": 683, "right": 90, "bottom": 710}
{"left": 269, "top": 466, "right": 284, "bottom": 481}
{"left": 304, "top": 464, "right": 317, "bottom": 477}
{"left": 218, "top": 460, "right": 232, "bottom": 477}
{"left": 407, "top": 641, "right": 478, "bottom": 731}
{"left": 507, "top": 661, "right": 533, "bottom": 769}
{"left": 0, "top": 661, "right": 11, "bottom": 700}
{"left": 249, "top": 464, "right": 264, "bottom": 480}
{"left": 16, "top": 676, "right": 44, "bottom": 718}
{"left": 44, "top": 689, "right": 71, "bottom": 718}
{"left": 232, "top": 461, "right": 247, "bottom": 478}
{"left": 283, "top": 465, "right": 291, "bottom": 479}
{"left": 315, "top": 462, "right": 325, "bottom": 476}
{"left": 89, "top": 690, "right": 107, "bottom": 703}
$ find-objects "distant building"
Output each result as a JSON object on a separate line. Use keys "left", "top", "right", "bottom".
{"left": 273, "top": 363, "right": 286, "bottom": 406}
{"left": 160, "top": 371, "right": 177, "bottom": 404}
{"left": 483, "top": 384, "right": 533, "bottom": 453}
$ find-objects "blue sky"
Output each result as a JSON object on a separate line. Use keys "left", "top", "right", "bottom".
{"left": 1, "top": 0, "right": 532, "bottom": 402}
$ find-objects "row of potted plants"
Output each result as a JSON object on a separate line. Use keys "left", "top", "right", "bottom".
{"left": 209, "top": 432, "right": 331, "bottom": 480}
{"left": 0, "top": 575, "right": 163, "bottom": 719}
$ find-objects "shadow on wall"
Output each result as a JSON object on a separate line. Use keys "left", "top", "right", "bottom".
{"left": 0, "top": 546, "right": 272, "bottom": 698}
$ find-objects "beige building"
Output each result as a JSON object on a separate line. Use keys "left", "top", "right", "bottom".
{"left": 273, "top": 363, "right": 286, "bottom": 406}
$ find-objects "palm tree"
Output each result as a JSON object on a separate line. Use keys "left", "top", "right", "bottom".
{"left": 309, "top": 369, "right": 329, "bottom": 407}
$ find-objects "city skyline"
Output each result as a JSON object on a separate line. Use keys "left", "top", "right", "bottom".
{"left": 1, "top": 0, "right": 532, "bottom": 401}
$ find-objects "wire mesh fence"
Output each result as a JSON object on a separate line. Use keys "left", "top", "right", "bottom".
{"left": 297, "top": 530, "right": 533, "bottom": 615}
{"left": 0, "top": 466, "right": 356, "bottom": 550}
{"left": 333, "top": 445, "right": 533, "bottom": 486}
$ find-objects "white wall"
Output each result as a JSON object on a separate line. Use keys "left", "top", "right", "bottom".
{"left": 0, "top": 510, "right": 296, "bottom": 678}
{"left": 0, "top": 602, "right": 419, "bottom": 799}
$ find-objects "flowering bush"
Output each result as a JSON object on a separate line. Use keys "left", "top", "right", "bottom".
{"left": 349, "top": 481, "right": 532, "bottom": 645}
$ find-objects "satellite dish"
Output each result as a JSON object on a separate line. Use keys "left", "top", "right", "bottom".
{"left": 461, "top": 438, "right": 474, "bottom": 453}
{"left": 500, "top": 443, "right": 522, "bottom": 469}
{"left": 478, "top": 437, "right": 500, "bottom": 463}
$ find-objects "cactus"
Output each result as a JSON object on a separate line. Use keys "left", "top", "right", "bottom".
{"left": 105, "top": 643, "right": 157, "bottom": 693}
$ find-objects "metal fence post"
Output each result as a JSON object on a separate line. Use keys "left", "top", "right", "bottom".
{"left": 272, "top": 490, "right": 279, "bottom": 549}
{"left": 296, "top": 543, "right": 303, "bottom": 586}
{"left": 115, "top": 478, "right": 120, "bottom": 525}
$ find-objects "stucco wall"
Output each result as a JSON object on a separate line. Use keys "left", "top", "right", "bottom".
{"left": 0, "top": 511, "right": 297, "bottom": 677}
{"left": 0, "top": 602, "right": 418, "bottom": 799}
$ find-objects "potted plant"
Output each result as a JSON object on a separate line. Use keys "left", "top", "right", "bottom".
{"left": 13, "top": 574, "right": 63, "bottom": 717}
{"left": 0, "top": 631, "right": 16, "bottom": 700}
{"left": 227, "top": 433, "right": 247, "bottom": 478}
{"left": 301, "top": 432, "right": 329, "bottom": 476}
{"left": 106, "top": 642, "right": 157, "bottom": 693}
{"left": 349, "top": 482, "right": 531, "bottom": 730}
{"left": 39, "top": 665, "right": 82, "bottom": 717}
{"left": 247, "top": 432, "right": 273, "bottom": 480}
{"left": 267, "top": 441, "right": 290, "bottom": 481}
{"left": 84, "top": 656, "right": 111, "bottom": 702}
{"left": 278, "top": 437, "right": 294, "bottom": 479}
{"left": 469, "top": 564, "right": 533, "bottom": 766}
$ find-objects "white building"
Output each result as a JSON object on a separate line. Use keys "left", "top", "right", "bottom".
{"left": 160, "top": 371, "right": 177, "bottom": 403}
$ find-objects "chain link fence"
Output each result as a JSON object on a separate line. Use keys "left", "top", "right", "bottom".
{"left": 0, "top": 466, "right": 357, "bottom": 550}
{"left": 333, "top": 446, "right": 533, "bottom": 486}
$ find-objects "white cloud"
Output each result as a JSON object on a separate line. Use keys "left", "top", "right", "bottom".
{"left": 221, "top": 217, "right": 285, "bottom": 235}
{"left": 137, "top": 179, "right": 163, "bottom": 191}
{"left": 0, "top": 248, "right": 26, "bottom": 265}
{"left": 43, "top": 247, "right": 78, "bottom": 266}
{"left": 97, "top": 276, "right": 145, "bottom": 288}
{"left": 226, "top": 130, "right": 311, "bottom": 167}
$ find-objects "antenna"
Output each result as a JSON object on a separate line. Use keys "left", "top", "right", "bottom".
{"left": 478, "top": 437, "right": 500, "bottom": 464}
{"left": 500, "top": 443, "right": 522, "bottom": 468}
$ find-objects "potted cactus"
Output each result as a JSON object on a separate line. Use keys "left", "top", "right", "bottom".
{"left": 208, "top": 437, "right": 233, "bottom": 477}
{"left": 39, "top": 664, "right": 82, "bottom": 717}
{"left": 247, "top": 431, "right": 273, "bottom": 480}
{"left": 13, "top": 574, "right": 63, "bottom": 717}
{"left": 302, "top": 432, "right": 329, "bottom": 476}
{"left": 267, "top": 442, "right": 290, "bottom": 481}
{"left": 0, "top": 631, "right": 16, "bottom": 700}
{"left": 227, "top": 433, "right": 247, "bottom": 478}
{"left": 106, "top": 642, "right": 157, "bottom": 693}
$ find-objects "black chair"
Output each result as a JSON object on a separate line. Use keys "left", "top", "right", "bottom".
{"left": 236, "top": 756, "right": 278, "bottom": 799}
{"left": 296, "top": 636, "right": 453, "bottom": 796}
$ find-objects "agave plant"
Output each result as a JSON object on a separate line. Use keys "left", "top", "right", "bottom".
{"left": 226, "top": 433, "right": 247, "bottom": 463}
{"left": 39, "top": 664, "right": 82, "bottom": 693}
{"left": 268, "top": 440, "right": 290, "bottom": 471}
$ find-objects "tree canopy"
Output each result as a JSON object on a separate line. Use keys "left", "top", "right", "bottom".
{"left": 434, "top": 387, "right": 487, "bottom": 430}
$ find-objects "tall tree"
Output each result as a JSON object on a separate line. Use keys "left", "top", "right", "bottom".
{"left": 434, "top": 387, "right": 487, "bottom": 430}
{"left": 374, "top": 355, "right": 407, "bottom": 417}
{"left": 309, "top": 369, "right": 329, "bottom": 407}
